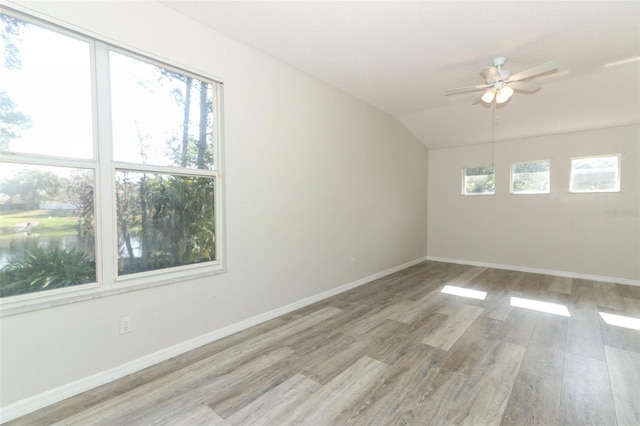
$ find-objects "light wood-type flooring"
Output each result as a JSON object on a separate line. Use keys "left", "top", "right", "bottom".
{"left": 8, "top": 261, "right": 640, "bottom": 425}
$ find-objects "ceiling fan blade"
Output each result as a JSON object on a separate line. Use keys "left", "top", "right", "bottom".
{"left": 480, "top": 66, "right": 500, "bottom": 82}
{"left": 446, "top": 83, "right": 492, "bottom": 94}
{"left": 508, "top": 81, "right": 540, "bottom": 92}
{"left": 509, "top": 61, "right": 558, "bottom": 81}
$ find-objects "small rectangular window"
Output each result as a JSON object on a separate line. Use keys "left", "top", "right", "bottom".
{"left": 463, "top": 167, "right": 495, "bottom": 195}
{"left": 511, "top": 160, "right": 550, "bottom": 194}
{"left": 570, "top": 155, "right": 620, "bottom": 193}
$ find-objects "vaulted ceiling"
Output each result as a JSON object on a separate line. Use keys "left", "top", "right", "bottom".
{"left": 163, "top": 1, "right": 640, "bottom": 150}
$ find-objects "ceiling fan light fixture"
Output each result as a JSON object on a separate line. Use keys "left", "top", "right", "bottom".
{"left": 445, "top": 57, "right": 558, "bottom": 105}
{"left": 481, "top": 88, "right": 496, "bottom": 103}
{"left": 496, "top": 85, "right": 514, "bottom": 104}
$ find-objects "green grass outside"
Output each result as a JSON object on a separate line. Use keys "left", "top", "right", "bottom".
{"left": 0, "top": 210, "right": 78, "bottom": 240}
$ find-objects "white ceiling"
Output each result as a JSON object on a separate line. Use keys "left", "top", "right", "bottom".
{"left": 162, "top": 1, "right": 640, "bottom": 150}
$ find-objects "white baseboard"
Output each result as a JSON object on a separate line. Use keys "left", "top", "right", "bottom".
{"left": 0, "top": 256, "right": 428, "bottom": 423}
{"left": 426, "top": 256, "right": 640, "bottom": 287}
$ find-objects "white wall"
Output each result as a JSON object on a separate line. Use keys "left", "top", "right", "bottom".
{"left": 0, "top": 1, "right": 428, "bottom": 409}
{"left": 427, "top": 124, "right": 640, "bottom": 283}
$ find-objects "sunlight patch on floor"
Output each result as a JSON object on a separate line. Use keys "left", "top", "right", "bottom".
{"left": 441, "top": 285, "right": 487, "bottom": 300}
{"left": 510, "top": 296, "right": 570, "bottom": 317}
{"left": 599, "top": 312, "right": 640, "bottom": 331}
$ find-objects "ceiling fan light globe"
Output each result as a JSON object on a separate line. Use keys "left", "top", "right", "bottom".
{"left": 501, "top": 86, "right": 514, "bottom": 98}
{"left": 481, "top": 89, "right": 496, "bottom": 103}
{"left": 496, "top": 86, "right": 514, "bottom": 104}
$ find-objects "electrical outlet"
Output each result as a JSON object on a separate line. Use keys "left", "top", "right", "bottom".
{"left": 120, "top": 316, "right": 132, "bottom": 334}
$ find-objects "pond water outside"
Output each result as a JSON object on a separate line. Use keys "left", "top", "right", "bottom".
{"left": 0, "top": 233, "right": 95, "bottom": 268}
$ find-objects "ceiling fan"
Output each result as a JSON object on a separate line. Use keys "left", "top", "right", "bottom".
{"left": 446, "top": 57, "right": 558, "bottom": 104}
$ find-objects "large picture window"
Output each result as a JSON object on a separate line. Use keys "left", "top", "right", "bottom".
{"left": 0, "top": 10, "right": 222, "bottom": 301}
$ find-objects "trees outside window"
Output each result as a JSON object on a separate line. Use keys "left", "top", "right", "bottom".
{"left": 109, "top": 51, "right": 217, "bottom": 277}
{"left": 570, "top": 155, "right": 620, "bottom": 193}
{"left": 0, "top": 10, "right": 222, "bottom": 300}
{"left": 511, "top": 160, "right": 550, "bottom": 194}
{"left": 463, "top": 167, "right": 495, "bottom": 195}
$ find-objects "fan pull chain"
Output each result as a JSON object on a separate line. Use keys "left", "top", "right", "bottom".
{"left": 491, "top": 101, "right": 496, "bottom": 171}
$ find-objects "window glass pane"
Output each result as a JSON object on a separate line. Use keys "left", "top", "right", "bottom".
{"left": 0, "top": 164, "right": 96, "bottom": 297}
{"left": 0, "top": 13, "right": 93, "bottom": 158}
{"left": 512, "top": 160, "right": 550, "bottom": 194}
{"left": 110, "top": 52, "right": 215, "bottom": 169}
{"left": 116, "top": 171, "right": 215, "bottom": 276}
{"left": 570, "top": 155, "right": 620, "bottom": 193}
{"left": 463, "top": 167, "right": 495, "bottom": 195}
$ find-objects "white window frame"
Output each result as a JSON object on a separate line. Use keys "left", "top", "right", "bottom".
{"left": 569, "top": 154, "right": 620, "bottom": 194}
{"left": 462, "top": 166, "right": 495, "bottom": 196}
{"left": 510, "top": 159, "right": 551, "bottom": 195}
{"left": 0, "top": 8, "right": 226, "bottom": 316}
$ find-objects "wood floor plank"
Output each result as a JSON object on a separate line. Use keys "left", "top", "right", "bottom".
{"left": 386, "top": 290, "right": 451, "bottom": 324}
{"left": 474, "top": 268, "right": 526, "bottom": 293}
{"left": 205, "top": 354, "right": 298, "bottom": 418}
{"left": 368, "top": 311, "right": 448, "bottom": 365}
{"left": 423, "top": 303, "right": 484, "bottom": 350}
{"left": 548, "top": 275, "right": 572, "bottom": 294}
{"left": 299, "top": 335, "right": 376, "bottom": 384}
{"left": 605, "top": 345, "right": 640, "bottom": 425}
{"left": 569, "top": 279, "right": 598, "bottom": 312}
{"left": 337, "top": 302, "right": 407, "bottom": 338}
{"left": 621, "top": 296, "right": 640, "bottom": 319}
{"left": 559, "top": 352, "right": 617, "bottom": 425}
{"left": 518, "top": 272, "right": 554, "bottom": 295}
{"left": 436, "top": 293, "right": 479, "bottom": 316}
{"left": 224, "top": 374, "right": 320, "bottom": 426}
{"left": 500, "top": 371, "right": 562, "bottom": 426}
{"left": 332, "top": 343, "right": 447, "bottom": 424}
{"left": 615, "top": 283, "right": 640, "bottom": 299}
{"left": 442, "top": 309, "right": 509, "bottom": 376}
{"left": 442, "top": 265, "right": 487, "bottom": 289}
{"left": 445, "top": 341, "right": 526, "bottom": 425}
{"left": 222, "top": 305, "right": 344, "bottom": 357}
{"left": 441, "top": 333, "right": 501, "bottom": 377}
{"left": 277, "top": 356, "right": 388, "bottom": 425}
{"left": 495, "top": 307, "right": 539, "bottom": 347}
{"left": 565, "top": 308, "right": 605, "bottom": 361}
{"left": 592, "top": 281, "right": 626, "bottom": 311}
{"left": 484, "top": 292, "right": 518, "bottom": 322}
{"left": 401, "top": 263, "right": 470, "bottom": 301}
{"left": 388, "top": 366, "right": 465, "bottom": 425}
{"left": 463, "top": 314, "right": 504, "bottom": 341}
{"left": 154, "top": 404, "right": 226, "bottom": 426}
{"left": 282, "top": 323, "right": 344, "bottom": 354}
{"left": 519, "top": 314, "right": 568, "bottom": 380}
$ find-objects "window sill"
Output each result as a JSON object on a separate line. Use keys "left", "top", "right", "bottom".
{"left": 0, "top": 264, "right": 227, "bottom": 317}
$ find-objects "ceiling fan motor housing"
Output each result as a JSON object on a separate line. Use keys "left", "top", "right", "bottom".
{"left": 493, "top": 57, "right": 506, "bottom": 67}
